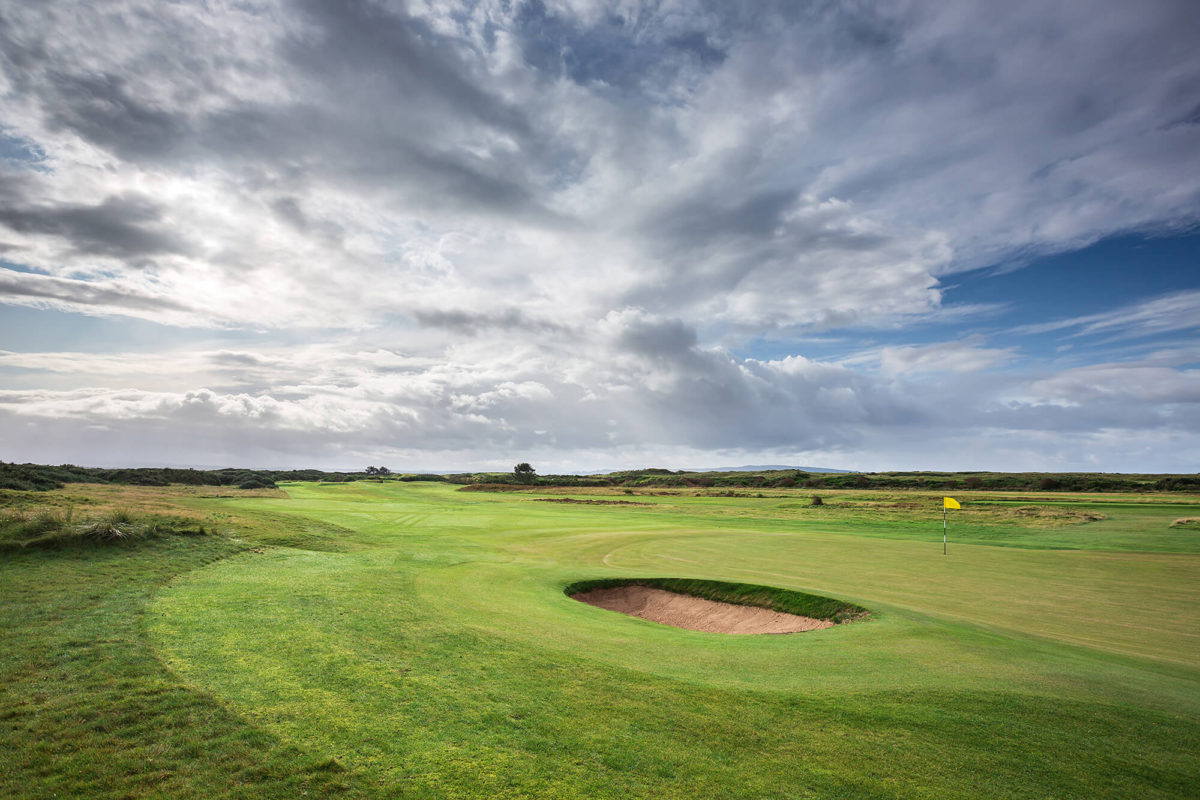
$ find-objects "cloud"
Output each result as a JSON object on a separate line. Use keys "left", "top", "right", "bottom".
{"left": 846, "top": 339, "right": 1019, "bottom": 375}
{"left": 0, "top": 191, "right": 188, "bottom": 259}
{"left": 2, "top": 327, "right": 1196, "bottom": 471}
{"left": 411, "top": 307, "right": 571, "bottom": 336}
{"left": 1012, "top": 290, "right": 1200, "bottom": 340}
{"left": 1, "top": 0, "right": 1195, "bottom": 335}
{"left": 1027, "top": 364, "right": 1200, "bottom": 406}
{"left": 0, "top": 266, "right": 197, "bottom": 321}
{"left": 0, "top": 1, "right": 1197, "bottom": 471}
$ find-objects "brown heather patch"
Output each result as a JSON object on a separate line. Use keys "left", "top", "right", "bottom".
{"left": 2, "top": 483, "right": 287, "bottom": 530}
{"left": 1005, "top": 506, "right": 1106, "bottom": 522}
{"left": 533, "top": 498, "right": 651, "bottom": 506}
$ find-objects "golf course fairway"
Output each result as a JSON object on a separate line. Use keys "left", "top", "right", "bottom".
{"left": 136, "top": 481, "right": 1200, "bottom": 798}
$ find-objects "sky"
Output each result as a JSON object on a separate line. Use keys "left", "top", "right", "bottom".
{"left": 0, "top": 0, "right": 1198, "bottom": 474}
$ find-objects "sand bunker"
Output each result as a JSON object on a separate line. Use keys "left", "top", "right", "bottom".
{"left": 572, "top": 585, "right": 834, "bottom": 634}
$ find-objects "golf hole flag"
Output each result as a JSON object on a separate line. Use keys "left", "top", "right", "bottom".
{"left": 942, "top": 497, "right": 960, "bottom": 554}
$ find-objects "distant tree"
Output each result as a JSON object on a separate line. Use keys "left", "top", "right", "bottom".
{"left": 513, "top": 463, "right": 536, "bottom": 484}
{"left": 377, "top": 466, "right": 391, "bottom": 476}
{"left": 365, "top": 466, "right": 379, "bottom": 475}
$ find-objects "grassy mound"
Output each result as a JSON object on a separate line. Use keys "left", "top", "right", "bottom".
{"left": 564, "top": 577, "right": 870, "bottom": 624}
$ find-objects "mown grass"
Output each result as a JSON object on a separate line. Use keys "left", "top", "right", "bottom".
{"left": 0, "top": 528, "right": 369, "bottom": 797}
{"left": 3, "top": 481, "right": 1199, "bottom": 798}
{"left": 513, "top": 487, "right": 1200, "bottom": 553}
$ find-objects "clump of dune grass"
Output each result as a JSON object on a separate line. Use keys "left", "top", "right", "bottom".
{"left": 1170, "top": 517, "right": 1200, "bottom": 529}
{"left": 0, "top": 506, "right": 206, "bottom": 550}
{"left": 77, "top": 508, "right": 144, "bottom": 543}
{"left": 0, "top": 506, "right": 75, "bottom": 547}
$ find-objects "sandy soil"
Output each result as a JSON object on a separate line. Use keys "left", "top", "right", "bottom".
{"left": 571, "top": 585, "right": 834, "bottom": 634}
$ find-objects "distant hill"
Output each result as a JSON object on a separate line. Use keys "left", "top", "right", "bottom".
{"left": 690, "top": 464, "right": 851, "bottom": 474}
{"left": 580, "top": 464, "right": 849, "bottom": 476}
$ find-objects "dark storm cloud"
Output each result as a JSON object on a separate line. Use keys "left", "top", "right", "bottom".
{"left": 44, "top": 70, "right": 189, "bottom": 160}
{"left": 612, "top": 314, "right": 698, "bottom": 361}
{"left": 269, "top": 196, "right": 345, "bottom": 245}
{"left": 652, "top": 189, "right": 800, "bottom": 243}
{"left": 246, "top": 0, "right": 560, "bottom": 216}
{"left": 0, "top": 192, "right": 188, "bottom": 259}
{"left": 285, "top": 0, "right": 529, "bottom": 136}
{"left": 412, "top": 307, "right": 571, "bottom": 336}
{"left": 0, "top": 0, "right": 555, "bottom": 221}
{"left": 632, "top": 188, "right": 895, "bottom": 310}
{"left": 584, "top": 310, "right": 927, "bottom": 450}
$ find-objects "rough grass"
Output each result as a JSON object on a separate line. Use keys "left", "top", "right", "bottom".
{"left": 0, "top": 505, "right": 211, "bottom": 550}
{"left": 0, "top": 520, "right": 368, "bottom": 798}
{"left": 564, "top": 577, "right": 870, "bottom": 623}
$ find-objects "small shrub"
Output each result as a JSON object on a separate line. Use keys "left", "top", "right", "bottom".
{"left": 811, "top": 496, "right": 824, "bottom": 506}
{"left": 237, "top": 476, "right": 277, "bottom": 490}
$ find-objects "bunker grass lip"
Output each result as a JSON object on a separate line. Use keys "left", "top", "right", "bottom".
{"left": 565, "top": 577, "right": 869, "bottom": 633}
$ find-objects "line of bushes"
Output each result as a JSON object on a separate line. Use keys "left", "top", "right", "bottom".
{"left": 5, "top": 460, "right": 1196, "bottom": 494}
{"left": 458, "top": 469, "right": 1200, "bottom": 493}
{"left": 0, "top": 462, "right": 410, "bottom": 492}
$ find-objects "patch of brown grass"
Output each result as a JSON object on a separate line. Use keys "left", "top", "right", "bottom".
{"left": 533, "top": 497, "right": 651, "bottom": 506}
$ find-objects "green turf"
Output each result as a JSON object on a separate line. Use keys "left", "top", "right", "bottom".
{"left": 3, "top": 481, "right": 1199, "bottom": 798}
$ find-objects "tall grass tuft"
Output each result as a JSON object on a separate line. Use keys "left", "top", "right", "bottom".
{"left": 78, "top": 508, "right": 142, "bottom": 543}
{"left": 0, "top": 506, "right": 206, "bottom": 550}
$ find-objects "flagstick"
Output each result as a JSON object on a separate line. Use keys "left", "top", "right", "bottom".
{"left": 943, "top": 505, "right": 947, "bottom": 555}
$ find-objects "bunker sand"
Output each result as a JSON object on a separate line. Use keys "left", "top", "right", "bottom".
{"left": 572, "top": 585, "right": 834, "bottom": 634}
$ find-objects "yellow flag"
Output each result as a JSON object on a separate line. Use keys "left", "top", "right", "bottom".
{"left": 943, "top": 497, "right": 961, "bottom": 509}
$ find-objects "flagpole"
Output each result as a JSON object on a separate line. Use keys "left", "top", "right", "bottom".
{"left": 943, "top": 505, "right": 947, "bottom": 555}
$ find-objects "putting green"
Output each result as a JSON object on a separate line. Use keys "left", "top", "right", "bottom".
{"left": 147, "top": 482, "right": 1200, "bottom": 798}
